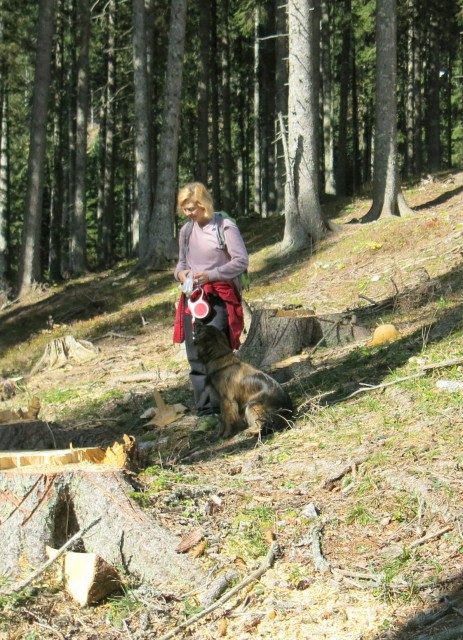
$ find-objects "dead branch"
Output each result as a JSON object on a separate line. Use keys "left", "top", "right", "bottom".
{"left": 320, "top": 456, "right": 370, "bottom": 490}
{"left": 4, "top": 516, "right": 102, "bottom": 595}
{"left": 199, "top": 571, "right": 239, "bottom": 608}
{"left": 331, "top": 372, "right": 426, "bottom": 404}
{"left": 93, "top": 331, "right": 136, "bottom": 341}
{"left": 409, "top": 525, "right": 453, "bottom": 549}
{"left": 332, "top": 567, "right": 384, "bottom": 585}
{"left": 158, "top": 540, "right": 280, "bottom": 640}
{"left": 420, "top": 357, "right": 463, "bottom": 371}
{"left": 311, "top": 525, "right": 331, "bottom": 573}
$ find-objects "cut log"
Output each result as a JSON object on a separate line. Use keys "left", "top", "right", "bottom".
{"left": 0, "top": 439, "right": 202, "bottom": 589}
{"left": 238, "top": 308, "right": 370, "bottom": 371}
{"left": 46, "top": 546, "right": 122, "bottom": 606}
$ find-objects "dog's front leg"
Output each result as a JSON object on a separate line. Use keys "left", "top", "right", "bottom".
{"left": 220, "top": 398, "right": 242, "bottom": 437}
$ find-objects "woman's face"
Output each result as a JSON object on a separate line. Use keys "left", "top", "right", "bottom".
{"left": 182, "top": 200, "right": 208, "bottom": 226}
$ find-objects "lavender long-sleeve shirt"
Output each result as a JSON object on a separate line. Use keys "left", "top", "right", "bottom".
{"left": 174, "top": 216, "right": 249, "bottom": 284}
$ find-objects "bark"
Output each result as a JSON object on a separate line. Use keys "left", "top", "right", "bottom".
{"left": 17, "top": 0, "right": 55, "bottom": 295}
{"left": 0, "top": 468, "right": 202, "bottom": 588}
{"left": 281, "top": 0, "right": 329, "bottom": 253}
{"left": 132, "top": 0, "right": 153, "bottom": 261}
{"left": 143, "top": 0, "right": 187, "bottom": 269}
{"left": 70, "top": 0, "right": 90, "bottom": 276}
{"left": 361, "top": 0, "right": 414, "bottom": 222}
{"left": 99, "top": 0, "right": 116, "bottom": 266}
{"left": 49, "top": 8, "right": 65, "bottom": 282}
{"left": 405, "top": 0, "right": 417, "bottom": 177}
{"left": 210, "top": 0, "right": 221, "bottom": 206}
{"left": 336, "top": 0, "right": 351, "bottom": 196}
{"left": 238, "top": 309, "right": 370, "bottom": 376}
{"left": 238, "top": 309, "right": 320, "bottom": 370}
{"left": 425, "top": 3, "right": 441, "bottom": 173}
{"left": 253, "top": 8, "right": 261, "bottom": 217}
{"left": 321, "top": 1, "right": 336, "bottom": 195}
{"left": 196, "top": 2, "right": 210, "bottom": 184}
{"left": 220, "top": 0, "right": 233, "bottom": 213}
{"left": 274, "top": 0, "right": 288, "bottom": 211}
{"left": 0, "top": 78, "right": 8, "bottom": 290}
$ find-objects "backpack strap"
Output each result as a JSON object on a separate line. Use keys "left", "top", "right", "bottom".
{"left": 183, "top": 213, "right": 230, "bottom": 253}
{"left": 214, "top": 212, "right": 227, "bottom": 251}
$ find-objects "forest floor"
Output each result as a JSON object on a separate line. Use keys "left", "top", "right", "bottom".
{"left": 1, "top": 171, "right": 463, "bottom": 640}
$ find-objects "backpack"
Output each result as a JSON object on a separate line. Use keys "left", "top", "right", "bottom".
{"left": 183, "top": 211, "right": 250, "bottom": 291}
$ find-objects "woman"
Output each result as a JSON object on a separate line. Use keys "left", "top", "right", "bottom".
{"left": 173, "top": 182, "right": 249, "bottom": 423}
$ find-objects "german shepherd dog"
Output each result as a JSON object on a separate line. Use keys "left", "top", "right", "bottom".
{"left": 193, "top": 324, "right": 294, "bottom": 437}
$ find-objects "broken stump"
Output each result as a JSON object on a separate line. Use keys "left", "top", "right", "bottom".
{"left": 31, "top": 335, "right": 98, "bottom": 375}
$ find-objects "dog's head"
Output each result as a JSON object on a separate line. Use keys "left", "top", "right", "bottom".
{"left": 192, "top": 324, "right": 232, "bottom": 362}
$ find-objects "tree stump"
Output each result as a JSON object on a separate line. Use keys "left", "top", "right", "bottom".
{"left": 238, "top": 308, "right": 371, "bottom": 371}
{"left": 0, "top": 466, "right": 202, "bottom": 588}
{"left": 237, "top": 309, "right": 321, "bottom": 370}
{"left": 31, "top": 335, "right": 99, "bottom": 375}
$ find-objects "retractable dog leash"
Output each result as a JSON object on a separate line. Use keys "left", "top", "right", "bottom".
{"left": 187, "top": 285, "right": 211, "bottom": 320}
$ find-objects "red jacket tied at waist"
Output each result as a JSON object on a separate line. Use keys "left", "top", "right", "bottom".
{"left": 173, "top": 281, "right": 244, "bottom": 350}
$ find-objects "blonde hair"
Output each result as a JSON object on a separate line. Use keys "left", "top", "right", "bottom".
{"left": 177, "top": 182, "right": 214, "bottom": 220}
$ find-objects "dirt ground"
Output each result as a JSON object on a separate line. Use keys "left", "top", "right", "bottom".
{"left": 1, "top": 172, "right": 463, "bottom": 639}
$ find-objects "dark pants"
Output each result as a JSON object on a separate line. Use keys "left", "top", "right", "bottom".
{"left": 183, "top": 295, "right": 229, "bottom": 416}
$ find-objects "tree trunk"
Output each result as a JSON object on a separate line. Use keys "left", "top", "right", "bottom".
{"left": 321, "top": 1, "right": 336, "bottom": 196}
{"left": 100, "top": 0, "right": 116, "bottom": 267}
{"left": 0, "top": 467, "right": 202, "bottom": 588}
{"left": 143, "top": 0, "right": 187, "bottom": 270}
{"left": 70, "top": 0, "right": 90, "bottom": 276}
{"left": 336, "top": 0, "right": 351, "bottom": 196}
{"left": 49, "top": 7, "right": 66, "bottom": 282}
{"left": 220, "top": 0, "right": 233, "bottom": 213}
{"left": 425, "top": 2, "right": 441, "bottom": 173}
{"left": 132, "top": 0, "right": 152, "bottom": 262}
{"left": 17, "top": 0, "right": 55, "bottom": 295}
{"left": 253, "top": 8, "right": 261, "bottom": 217}
{"left": 210, "top": 0, "right": 221, "bottom": 207}
{"left": 196, "top": 1, "right": 210, "bottom": 184}
{"left": 361, "top": 0, "right": 414, "bottom": 222}
{"left": 0, "top": 75, "right": 8, "bottom": 291}
{"left": 274, "top": 0, "right": 287, "bottom": 212}
{"left": 281, "top": 0, "right": 329, "bottom": 254}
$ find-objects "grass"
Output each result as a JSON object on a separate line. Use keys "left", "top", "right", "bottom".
{"left": 2, "top": 175, "right": 463, "bottom": 639}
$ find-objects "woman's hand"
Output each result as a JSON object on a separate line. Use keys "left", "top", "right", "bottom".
{"left": 178, "top": 270, "right": 191, "bottom": 284}
{"left": 193, "top": 272, "right": 210, "bottom": 286}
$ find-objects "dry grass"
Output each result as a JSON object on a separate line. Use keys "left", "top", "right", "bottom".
{"left": 1, "top": 172, "right": 463, "bottom": 639}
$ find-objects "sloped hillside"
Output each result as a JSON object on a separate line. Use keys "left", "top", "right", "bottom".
{"left": 1, "top": 173, "right": 463, "bottom": 640}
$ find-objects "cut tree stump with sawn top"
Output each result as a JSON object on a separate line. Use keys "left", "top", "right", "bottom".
{"left": 238, "top": 308, "right": 370, "bottom": 371}
{"left": 0, "top": 465, "right": 202, "bottom": 589}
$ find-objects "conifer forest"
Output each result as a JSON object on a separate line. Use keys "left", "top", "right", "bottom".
{"left": 0, "top": 0, "right": 462, "bottom": 295}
